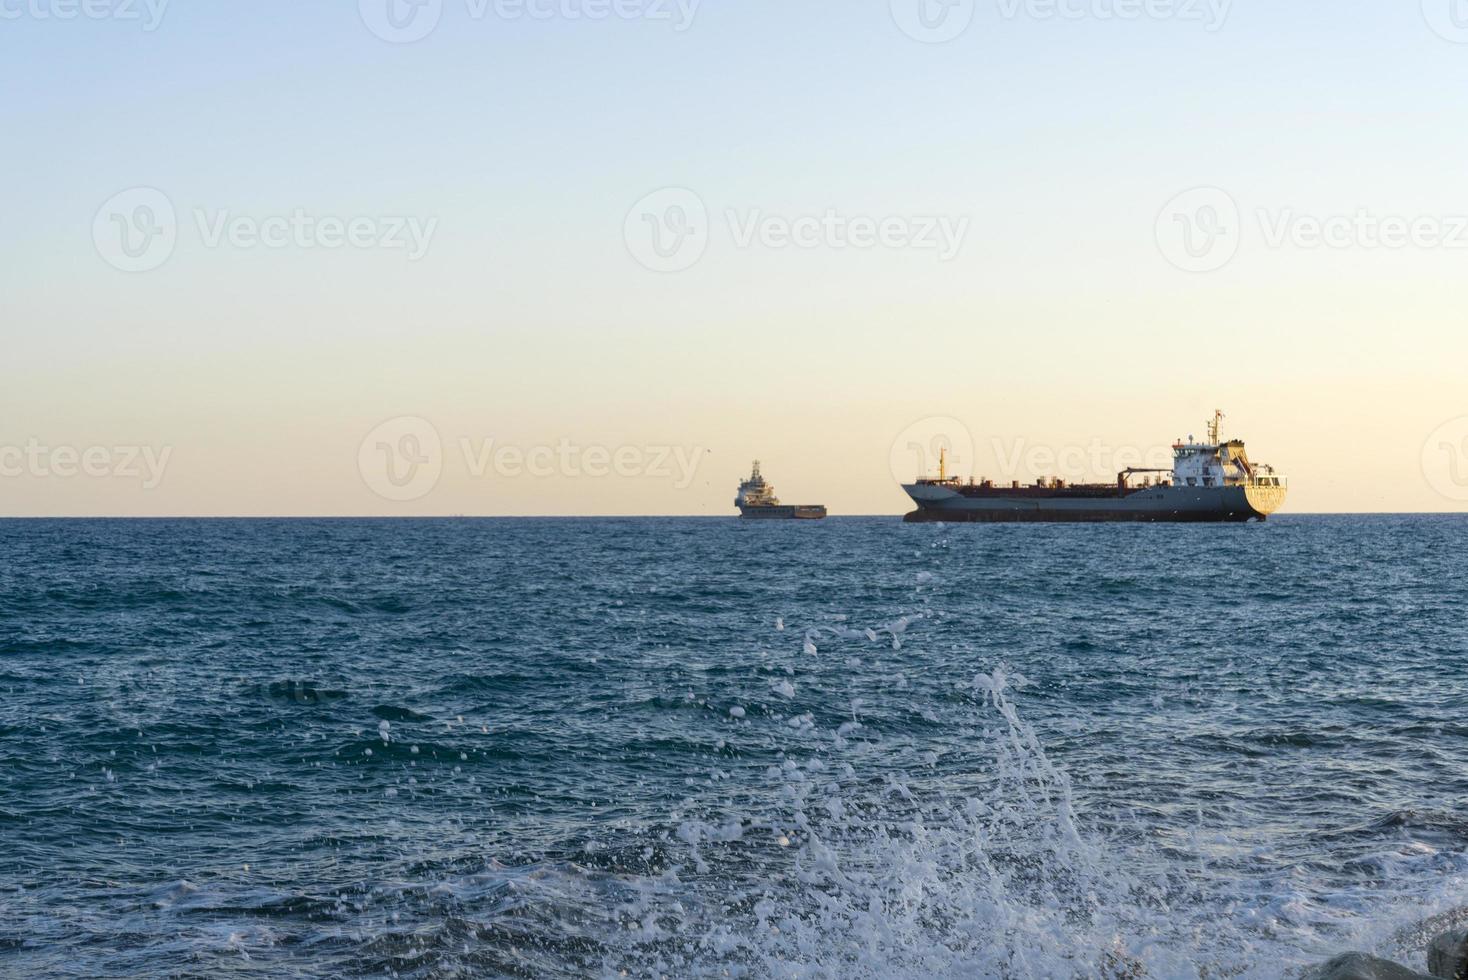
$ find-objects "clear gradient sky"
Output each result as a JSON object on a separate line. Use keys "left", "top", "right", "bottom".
{"left": 3, "top": 0, "right": 1468, "bottom": 516}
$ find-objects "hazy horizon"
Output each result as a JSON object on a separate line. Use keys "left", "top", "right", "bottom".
{"left": 5, "top": 1, "right": 1468, "bottom": 517}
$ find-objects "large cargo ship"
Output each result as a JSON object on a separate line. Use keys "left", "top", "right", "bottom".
{"left": 903, "top": 412, "right": 1286, "bottom": 523}
{"left": 736, "top": 461, "right": 827, "bottom": 520}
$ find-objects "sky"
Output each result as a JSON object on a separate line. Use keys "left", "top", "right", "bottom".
{"left": 3, "top": 0, "right": 1468, "bottom": 516}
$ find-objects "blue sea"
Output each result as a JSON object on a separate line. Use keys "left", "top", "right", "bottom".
{"left": 1, "top": 516, "right": 1465, "bottom": 978}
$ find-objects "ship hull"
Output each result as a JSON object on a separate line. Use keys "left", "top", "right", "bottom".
{"left": 902, "top": 483, "right": 1285, "bottom": 524}
{"left": 739, "top": 505, "right": 828, "bottom": 521}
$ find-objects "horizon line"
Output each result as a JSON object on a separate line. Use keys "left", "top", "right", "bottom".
{"left": 0, "top": 512, "right": 1463, "bottom": 521}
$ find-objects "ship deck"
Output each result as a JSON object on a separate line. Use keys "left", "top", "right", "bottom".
{"left": 945, "top": 483, "right": 1130, "bottom": 500}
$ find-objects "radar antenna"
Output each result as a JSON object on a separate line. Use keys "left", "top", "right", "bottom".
{"left": 1207, "top": 410, "right": 1225, "bottom": 445}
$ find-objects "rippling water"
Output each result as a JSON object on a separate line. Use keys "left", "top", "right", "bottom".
{"left": 1, "top": 516, "right": 1466, "bottom": 978}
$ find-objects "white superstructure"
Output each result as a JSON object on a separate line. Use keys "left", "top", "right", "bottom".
{"left": 735, "top": 461, "right": 781, "bottom": 508}
{"left": 1169, "top": 411, "right": 1286, "bottom": 490}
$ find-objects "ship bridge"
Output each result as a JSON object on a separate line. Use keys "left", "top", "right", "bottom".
{"left": 1168, "top": 411, "right": 1286, "bottom": 490}
{"left": 735, "top": 460, "right": 781, "bottom": 508}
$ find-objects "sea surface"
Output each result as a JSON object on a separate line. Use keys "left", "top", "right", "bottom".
{"left": 1, "top": 515, "right": 1466, "bottom": 979}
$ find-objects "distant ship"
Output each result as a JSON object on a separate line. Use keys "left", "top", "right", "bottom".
{"left": 903, "top": 412, "right": 1287, "bottom": 523}
{"left": 735, "top": 461, "right": 828, "bottom": 520}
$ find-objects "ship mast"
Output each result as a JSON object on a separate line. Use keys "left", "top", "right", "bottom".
{"left": 939, "top": 446, "right": 947, "bottom": 482}
{"left": 1207, "top": 410, "right": 1225, "bottom": 445}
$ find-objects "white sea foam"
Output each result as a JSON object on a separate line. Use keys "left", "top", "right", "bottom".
{"left": 799, "top": 615, "right": 921, "bottom": 659}
{"left": 552, "top": 617, "right": 1468, "bottom": 980}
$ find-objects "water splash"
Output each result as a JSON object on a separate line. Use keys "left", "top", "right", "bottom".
{"left": 563, "top": 634, "right": 1467, "bottom": 980}
{"left": 580, "top": 655, "right": 1192, "bottom": 979}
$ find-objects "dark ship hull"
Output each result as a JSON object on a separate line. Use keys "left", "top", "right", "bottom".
{"left": 739, "top": 505, "right": 828, "bottom": 521}
{"left": 902, "top": 482, "right": 1285, "bottom": 524}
